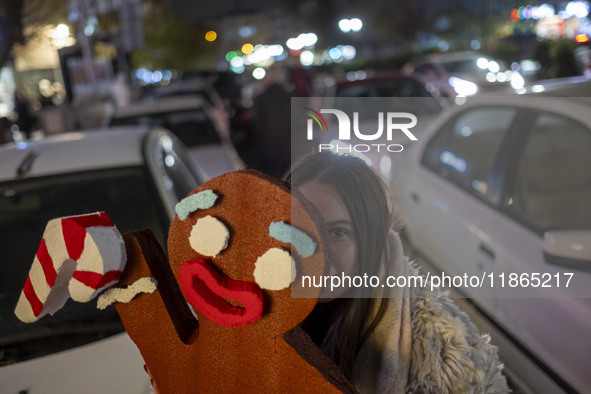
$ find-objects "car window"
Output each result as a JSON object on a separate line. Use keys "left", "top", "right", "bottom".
{"left": 441, "top": 59, "right": 483, "bottom": 74}
{"left": 422, "top": 107, "right": 517, "bottom": 204}
{"left": 331, "top": 96, "right": 442, "bottom": 123}
{"left": 414, "top": 63, "right": 443, "bottom": 77}
{"left": 332, "top": 81, "right": 443, "bottom": 123}
{"left": 0, "top": 166, "right": 169, "bottom": 363}
{"left": 506, "top": 112, "right": 591, "bottom": 232}
{"left": 158, "top": 89, "right": 216, "bottom": 106}
{"left": 112, "top": 109, "right": 221, "bottom": 147}
{"left": 336, "top": 78, "right": 433, "bottom": 98}
{"left": 144, "top": 131, "right": 203, "bottom": 217}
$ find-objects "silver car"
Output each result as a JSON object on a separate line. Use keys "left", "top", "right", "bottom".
{"left": 393, "top": 95, "right": 591, "bottom": 393}
{"left": 110, "top": 95, "right": 244, "bottom": 180}
{"left": 0, "top": 126, "right": 202, "bottom": 393}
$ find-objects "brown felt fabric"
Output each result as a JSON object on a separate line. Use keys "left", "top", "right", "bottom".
{"left": 283, "top": 325, "right": 359, "bottom": 394}
{"left": 119, "top": 230, "right": 198, "bottom": 343}
{"left": 114, "top": 170, "right": 351, "bottom": 393}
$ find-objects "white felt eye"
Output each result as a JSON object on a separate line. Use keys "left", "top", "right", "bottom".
{"left": 253, "top": 248, "right": 296, "bottom": 291}
{"left": 189, "top": 215, "right": 230, "bottom": 257}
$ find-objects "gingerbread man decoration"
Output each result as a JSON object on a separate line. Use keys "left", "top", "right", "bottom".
{"left": 16, "top": 170, "right": 357, "bottom": 394}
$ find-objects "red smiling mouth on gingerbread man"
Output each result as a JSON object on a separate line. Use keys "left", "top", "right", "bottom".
{"left": 15, "top": 170, "right": 357, "bottom": 394}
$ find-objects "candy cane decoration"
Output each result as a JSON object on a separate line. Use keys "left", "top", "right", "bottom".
{"left": 15, "top": 212, "right": 126, "bottom": 323}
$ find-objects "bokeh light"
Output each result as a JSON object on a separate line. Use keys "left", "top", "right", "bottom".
{"left": 349, "top": 18, "right": 363, "bottom": 32}
{"left": 205, "top": 31, "right": 217, "bottom": 42}
{"left": 239, "top": 26, "right": 254, "bottom": 37}
{"left": 226, "top": 51, "right": 239, "bottom": 61}
{"left": 339, "top": 18, "right": 362, "bottom": 32}
{"left": 242, "top": 43, "right": 254, "bottom": 54}
{"left": 230, "top": 56, "right": 245, "bottom": 68}
{"left": 300, "top": 50, "right": 315, "bottom": 66}
{"left": 328, "top": 47, "right": 342, "bottom": 60}
{"left": 50, "top": 24, "right": 75, "bottom": 48}
{"left": 286, "top": 38, "right": 303, "bottom": 50}
{"left": 477, "top": 57, "right": 489, "bottom": 69}
{"left": 338, "top": 19, "right": 352, "bottom": 32}
{"left": 488, "top": 60, "right": 500, "bottom": 73}
{"left": 286, "top": 33, "right": 317, "bottom": 50}
{"left": 341, "top": 45, "right": 356, "bottom": 60}
{"left": 230, "top": 64, "right": 245, "bottom": 74}
{"left": 252, "top": 67, "right": 266, "bottom": 80}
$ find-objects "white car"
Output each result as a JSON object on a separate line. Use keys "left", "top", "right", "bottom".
{"left": 110, "top": 95, "right": 244, "bottom": 180}
{"left": 0, "top": 127, "right": 203, "bottom": 393}
{"left": 392, "top": 95, "right": 591, "bottom": 393}
{"left": 412, "top": 51, "right": 525, "bottom": 96}
{"left": 516, "top": 75, "right": 591, "bottom": 96}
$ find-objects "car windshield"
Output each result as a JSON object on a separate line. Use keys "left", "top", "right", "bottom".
{"left": 334, "top": 79, "right": 443, "bottom": 120}
{"left": 441, "top": 59, "right": 485, "bottom": 74}
{"left": 336, "top": 78, "right": 434, "bottom": 98}
{"left": 0, "top": 166, "right": 169, "bottom": 364}
{"left": 111, "top": 109, "right": 222, "bottom": 148}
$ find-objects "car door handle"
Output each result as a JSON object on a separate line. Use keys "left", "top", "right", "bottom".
{"left": 410, "top": 192, "right": 420, "bottom": 203}
{"left": 479, "top": 243, "right": 495, "bottom": 260}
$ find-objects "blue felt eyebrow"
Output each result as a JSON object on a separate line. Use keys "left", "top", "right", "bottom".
{"left": 269, "top": 221, "right": 317, "bottom": 258}
{"left": 175, "top": 190, "right": 218, "bottom": 220}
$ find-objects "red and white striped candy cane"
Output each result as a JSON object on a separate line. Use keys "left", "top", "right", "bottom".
{"left": 15, "top": 212, "right": 126, "bottom": 323}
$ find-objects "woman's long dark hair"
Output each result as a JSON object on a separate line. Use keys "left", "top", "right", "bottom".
{"left": 285, "top": 152, "right": 398, "bottom": 379}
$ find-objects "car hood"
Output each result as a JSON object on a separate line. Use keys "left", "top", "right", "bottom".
{"left": 0, "top": 332, "right": 150, "bottom": 394}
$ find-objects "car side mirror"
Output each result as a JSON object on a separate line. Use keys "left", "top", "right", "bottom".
{"left": 543, "top": 230, "right": 591, "bottom": 273}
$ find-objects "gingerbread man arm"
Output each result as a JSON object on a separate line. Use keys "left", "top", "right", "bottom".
{"left": 112, "top": 230, "right": 198, "bottom": 345}
{"left": 111, "top": 230, "right": 212, "bottom": 394}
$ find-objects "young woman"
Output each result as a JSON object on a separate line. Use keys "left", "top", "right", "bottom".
{"left": 286, "top": 152, "right": 509, "bottom": 393}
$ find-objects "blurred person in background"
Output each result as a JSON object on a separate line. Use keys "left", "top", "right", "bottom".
{"left": 14, "top": 92, "right": 35, "bottom": 140}
{"left": 110, "top": 72, "right": 132, "bottom": 108}
{"left": 287, "top": 152, "right": 509, "bottom": 393}
{"left": 288, "top": 57, "right": 313, "bottom": 97}
{"left": 253, "top": 64, "right": 291, "bottom": 177}
{"left": 214, "top": 71, "right": 257, "bottom": 166}
{"left": 0, "top": 117, "right": 11, "bottom": 144}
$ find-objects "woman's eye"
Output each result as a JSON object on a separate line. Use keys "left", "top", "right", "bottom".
{"left": 328, "top": 227, "right": 351, "bottom": 240}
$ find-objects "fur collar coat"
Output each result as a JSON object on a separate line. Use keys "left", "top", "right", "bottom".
{"left": 351, "top": 231, "right": 510, "bottom": 393}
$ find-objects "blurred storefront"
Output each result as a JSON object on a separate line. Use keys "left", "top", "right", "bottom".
{"left": 508, "top": 1, "right": 591, "bottom": 75}
{"left": 11, "top": 24, "right": 74, "bottom": 134}
{"left": 511, "top": 1, "right": 591, "bottom": 40}
{"left": 4, "top": 0, "right": 144, "bottom": 135}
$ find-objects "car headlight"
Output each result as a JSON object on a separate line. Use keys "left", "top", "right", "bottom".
{"left": 510, "top": 71, "right": 525, "bottom": 90}
{"left": 448, "top": 77, "right": 478, "bottom": 96}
